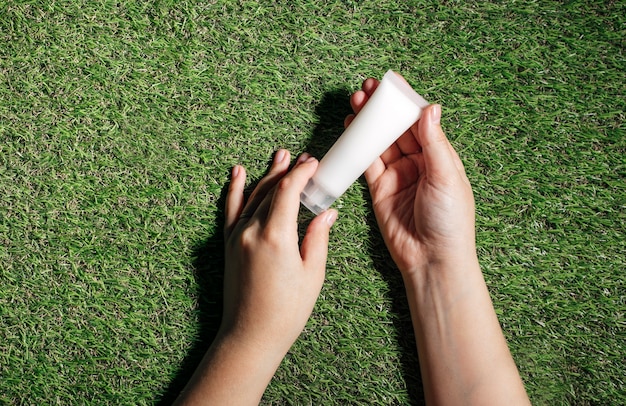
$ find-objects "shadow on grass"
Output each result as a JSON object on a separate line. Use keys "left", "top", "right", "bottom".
{"left": 158, "top": 89, "right": 423, "bottom": 405}
{"left": 305, "top": 89, "right": 424, "bottom": 405}
{"left": 156, "top": 186, "right": 229, "bottom": 406}
{"left": 362, "top": 193, "right": 425, "bottom": 405}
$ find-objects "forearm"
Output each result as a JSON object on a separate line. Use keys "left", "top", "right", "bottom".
{"left": 174, "top": 331, "right": 286, "bottom": 405}
{"left": 403, "top": 258, "right": 530, "bottom": 406}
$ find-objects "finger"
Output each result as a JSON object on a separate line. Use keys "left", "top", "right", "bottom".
{"left": 224, "top": 165, "right": 247, "bottom": 240}
{"left": 362, "top": 77, "right": 379, "bottom": 96}
{"left": 294, "top": 151, "right": 311, "bottom": 165}
{"left": 344, "top": 114, "right": 355, "bottom": 128}
{"left": 365, "top": 130, "right": 416, "bottom": 188}
{"left": 396, "top": 122, "right": 421, "bottom": 156}
{"left": 372, "top": 120, "right": 422, "bottom": 170}
{"left": 241, "top": 149, "right": 291, "bottom": 217}
{"left": 349, "top": 90, "right": 368, "bottom": 114}
{"left": 417, "top": 104, "right": 458, "bottom": 184}
{"left": 364, "top": 156, "right": 385, "bottom": 186}
{"left": 347, "top": 78, "right": 381, "bottom": 124}
{"left": 379, "top": 142, "right": 403, "bottom": 166}
{"left": 301, "top": 209, "right": 337, "bottom": 272}
{"left": 349, "top": 77, "right": 380, "bottom": 113}
{"left": 448, "top": 141, "right": 471, "bottom": 186}
{"left": 446, "top": 141, "right": 463, "bottom": 172}
{"left": 250, "top": 152, "right": 312, "bottom": 222}
{"left": 266, "top": 156, "right": 319, "bottom": 228}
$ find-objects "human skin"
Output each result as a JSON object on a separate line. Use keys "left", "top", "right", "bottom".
{"left": 175, "top": 74, "right": 530, "bottom": 405}
{"left": 347, "top": 78, "right": 530, "bottom": 405}
{"left": 174, "top": 151, "right": 337, "bottom": 405}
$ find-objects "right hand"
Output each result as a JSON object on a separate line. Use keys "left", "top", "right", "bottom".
{"left": 345, "top": 77, "right": 477, "bottom": 278}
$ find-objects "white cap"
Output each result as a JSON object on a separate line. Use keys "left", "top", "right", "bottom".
{"left": 300, "top": 178, "right": 337, "bottom": 215}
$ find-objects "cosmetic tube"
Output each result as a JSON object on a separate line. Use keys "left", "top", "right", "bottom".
{"left": 300, "top": 70, "right": 430, "bottom": 214}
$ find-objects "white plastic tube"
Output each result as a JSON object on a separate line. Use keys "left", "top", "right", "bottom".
{"left": 300, "top": 70, "right": 430, "bottom": 214}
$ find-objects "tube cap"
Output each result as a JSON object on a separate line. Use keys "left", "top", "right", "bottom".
{"left": 300, "top": 179, "right": 337, "bottom": 215}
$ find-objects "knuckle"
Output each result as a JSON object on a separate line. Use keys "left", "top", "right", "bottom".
{"left": 238, "top": 227, "right": 258, "bottom": 251}
{"left": 235, "top": 223, "right": 284, "bottom": 253}
{"left": 277, "top": 176, "right": 293, "bottom": 191}
{"left": 261, "top": 224, "right": 287, "bottom": 248}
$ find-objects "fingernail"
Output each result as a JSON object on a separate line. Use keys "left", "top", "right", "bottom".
{"left": 325, "top": 209, "right": 338, "bottom": 227}
{"left": 274, "top": 149, "right": 287, "bottom": 164}
{"left": 232, "top": 165, "right": 240, "bottom": 178}
{"left": 429, "top": 104, "right": 441, "bottom": 125}
{"left": 305, "top": 156, "right": 316, "bottom": 164}
{"left": 297, "top": 153, "right": 311, "bottom": 164}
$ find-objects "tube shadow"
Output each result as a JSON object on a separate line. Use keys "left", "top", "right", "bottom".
{"left": 305, "top": 89, "right": 424, "bottom": 405}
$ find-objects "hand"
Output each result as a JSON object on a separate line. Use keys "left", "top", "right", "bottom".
{"left": 221, "top": 149, "right": 337, "bottom": 354}
{"left": 346, "top": 77, "right": 530, "bottom": 406}
{"left": 175, "top": 150, "right": 337, "bottom": 405}
{"left": 345, "top": 77, "right": 476, "bottom": 277}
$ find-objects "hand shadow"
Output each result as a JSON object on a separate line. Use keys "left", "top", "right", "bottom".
{"left": 156, "top": 155, "right": 279, "bottom": 404}
{"left": 157, "top": 89, "right": 423, "bottom": 405}
{"left": 155, "top": 186, "right": 229, "bottom": 405}
{"left": 363, "top": 196, "right": 425, "bottom": 405}
{"left": 156, "top": 92, "right": 348, "bottom": 403}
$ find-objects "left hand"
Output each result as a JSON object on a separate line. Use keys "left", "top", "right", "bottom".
{"left": 174, "top": 150, "right": 337, "bottom": 405}
{"left": 220, "top": 149, "right": 338, "bottom": 355}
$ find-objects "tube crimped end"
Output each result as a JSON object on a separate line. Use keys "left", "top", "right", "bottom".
{"left": 300, "top": 179, "right": 337, "bottom": 215}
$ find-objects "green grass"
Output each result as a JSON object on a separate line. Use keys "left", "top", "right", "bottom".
{"left": 1, "top": 0, "right": 624, "bottom": 404}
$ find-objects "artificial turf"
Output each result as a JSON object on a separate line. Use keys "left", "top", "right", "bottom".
{"left": 0, "top": 1, "right": 624, "bottom": 404}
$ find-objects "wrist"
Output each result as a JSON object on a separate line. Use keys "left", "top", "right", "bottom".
{"left": 175, "top": 325, "right": 289, "bottom": 405}
{"left": 401, "top": 255, "right": 530, "bottom": 406}
{"left": 215, "top": 324, "right": 292, "bottom": 365}
{"left": 401, "top": 253, "right": 484, "bottom": 309}
{"left": 401, "top": 250, "right": 481, "bottom": 284}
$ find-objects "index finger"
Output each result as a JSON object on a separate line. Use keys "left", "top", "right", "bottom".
{"left": 266, "top": 156, "right": 319, "bottom": 228}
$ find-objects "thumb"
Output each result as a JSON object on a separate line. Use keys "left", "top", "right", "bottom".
{"left": 301, "top": 209, "right": 338, "bottom": 272}
{"left": 418, "top": 104, "right": 458, "bottom": 184}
